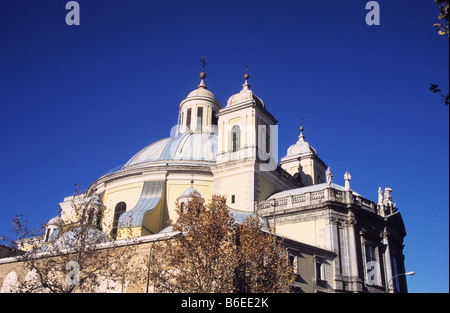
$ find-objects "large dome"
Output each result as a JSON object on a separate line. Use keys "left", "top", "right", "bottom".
{"left": 124, "top": 132, "right": 218, "bottom": 168}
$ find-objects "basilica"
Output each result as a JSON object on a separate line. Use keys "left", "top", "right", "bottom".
{"left": 0, "top": 68, "right": 408, "bottom": 293}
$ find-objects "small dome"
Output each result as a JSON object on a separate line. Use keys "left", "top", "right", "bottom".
{"left": 47, "top": 215, "right": 63, "bottom": 227}
{"left": 179, "top": 74, "right": 222, "bottom": 111}
{"left": 53, "top": 227, "right": 112, "bottom": 248}
{"left": 185, "top": 84, "right": 217, "bottom": 101}
{"left": 287, "top": 141, "right": 317, "bottom": 156}
{"left": 226, "top": 74, "right": 265, "bottom": 108}
{"left": 226, "top": 89, "right": 265, "bottom": 108}
{"left": 181, "top": 187, "right": 202, "bottom": 198}
{"left": 177, "top": 187, "right": 205, "bottom": 205}
{"left": 286, "top": 131, "right": 317, "bottom": 157}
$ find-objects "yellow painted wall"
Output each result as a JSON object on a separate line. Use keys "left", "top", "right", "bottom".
{"left": 276, "top": 219, "right": 327, "bottom": 248}
{"left": 102, "top": 182, "right": 144, "bottom": 234}
{"left": 214, "top": 170, "right": 253, "bottom": 211}
{"left": 256, "top": 172, "right": 278, "bottom": 202}
{"left": 289, "top": 165, "right": 299, "bottom": 175}
{"left": 219, "top": 114, "right": 257, "bottom": 154}
{"left": 117, "top": 226, "right": 150, "bottom": 240}
{"left": 166, "top": 180, "right": 213, "bottom": 223}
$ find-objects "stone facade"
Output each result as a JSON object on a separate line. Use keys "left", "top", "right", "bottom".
{"left": 0, "top": 70, "right": 408, "bottom": 293}
{"left": 256, "top": 183, "right": 407, "bottom": 293}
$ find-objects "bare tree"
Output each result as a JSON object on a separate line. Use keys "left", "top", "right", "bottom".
{"left": 1, "top": 190, "right": 146, "bottom": 293}
{"left": 430, "top": 0, "right": 449, "bottom": 106}
{"left": 433, "top": 0, "right": 449, "bottom": 37}
{"left": 148, "top": 195, "right": 294, "bottom": 293}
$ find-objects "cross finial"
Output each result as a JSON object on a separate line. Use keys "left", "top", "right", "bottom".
{"left": 200, "top": 57, "right": 207, "bottom": 71}
{"left": 244, "top": 64, "right": 250, "bottom": 83}
{"left": 299, "top": 117, "right": 305, "bottom": 133}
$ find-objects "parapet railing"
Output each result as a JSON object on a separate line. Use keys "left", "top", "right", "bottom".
{"left": 256, "top": 187, "right": 376, "bottom": 215}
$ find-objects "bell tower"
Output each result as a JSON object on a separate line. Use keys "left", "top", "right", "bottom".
{"left": 279, "top": 125, "right": 327, "bottom": 186}
{"left": 215, "top": 72, "right": 277, "bottom": 163}
{"left": 213, "top": 71, "right": 295, "bottom": 211}
{"left": 178, "top": 59, "right": 222, "bottom": 135}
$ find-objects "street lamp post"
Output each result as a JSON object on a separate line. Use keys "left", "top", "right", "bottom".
{"left": 385, "top": 271, "right": 415, "bottom": 293}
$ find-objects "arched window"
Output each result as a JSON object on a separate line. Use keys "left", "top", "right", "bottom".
{"left": 211, "top": 110, "right": 218, "bottom": 126}
{"left": 87, "top": 208, "right": 94, "bottom": 225}
{"left": 196, "top": 107, "right": 203, "bottom": 131}
{"left": 44, "top": 229, "right": 51, "bottom": 242}
{"left": 112, "top": 202, "right": 126, "bottom": 236}
{"left": 231, "top": 125, "right": 240, "bottom": 152}
{"left": 186, "top": 108, "right": 192, "bottom": 130}
{"left": 96, "top": 210, "right": 103, "bottom": 228}
{"left": 259, "top": 125, "right": 269, "bottom": 154}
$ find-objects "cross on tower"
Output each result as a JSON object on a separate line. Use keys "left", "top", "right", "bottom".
{"left": 200, "top": 57, "right": 207, "bottom": 71}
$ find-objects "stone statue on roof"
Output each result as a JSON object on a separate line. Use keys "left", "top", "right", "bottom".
{"left": 326, "top": 167, "right": 333, "bottom": 187}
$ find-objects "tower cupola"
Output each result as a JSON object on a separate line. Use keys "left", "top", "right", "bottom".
{"left": 178, "top": 63, "right": 222, "bottom": 134}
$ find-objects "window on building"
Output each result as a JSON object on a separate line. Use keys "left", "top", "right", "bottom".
{"left": 112, "top": 202, "right": 126, "bottom": 236}
{"left": 87, "top": 208, "right": 94, "bottom": 225}
{"left": 180, "top": 202, "right": 185, "bottom": 214}
{"left": 315, "top": 260, "right": 324, "bottom": 281}
{"left": 196, "top": 107, "right": 203, "bottom": 131}
{"left": 260, "top": 125, "right": 267, "bottom": 153}
{"left": 186, "top": 108, "right": 192, "bottom": 130}
{"left": 231, "top": 195, "right": 235, "bottom": 204}
{"left": 288, "top": 253, "right": 299, "bottom": 275}
{"left": 44, "top": 229, "right": 51, "bottom": 242}
{"left": 96, "top": 210, "right": 103, "bottom": 229}
{"left": 365, "top": 243, "right": 381, "bottom": 286}
{"left": 231, "top": 125, "right": 240, "bottom": 152}
{"left": 211, "top": 111, "right": 218, "bottom": 125}
{"left": 257, "top": 125, "right": 271, "bottom": 160}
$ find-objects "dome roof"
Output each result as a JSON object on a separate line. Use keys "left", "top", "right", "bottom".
{"left": 179, "top": 73, "right": 222, "bottom": 110}
{"left": 180, "top": 187, "right": 202, "bottom": 198}
{"left": 53, "top": 227, "right": 112, "bottom": 247}
{"left": 186, "top": 81, "right": 217, "bottom": 100}
{"left": 226, "top": 76, "right": 265, "bottom": 108}
{"left": 47, "top": 215, "right": 63, "bottom": 226}
{"left": 286, "top": 131, "right": 317, "bottom": 157}
{"left": 287, "top": 141, "right": 317, "bottom": 156}
{"left": 177, "top": 187, "right": 205, "bottom": 204}
{"left": 124, "top": 132, "right": 217, "bottom": 168}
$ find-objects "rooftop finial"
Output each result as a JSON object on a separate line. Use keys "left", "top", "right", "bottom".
{"left": 200, "top": 56, "right": 207, "bottom": 71}
{"left": 243, "top": 64, "right": 250, "bottom": 90}
{"left": 298, "top": 117, "right": 305, "bottom": 142}
{"left": 198, "top": 57, "right": 207, "bottom": 88}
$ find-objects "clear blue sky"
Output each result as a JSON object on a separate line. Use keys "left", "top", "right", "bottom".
{"left": 0, "top": 0, "right": 448, "bottom": 293}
